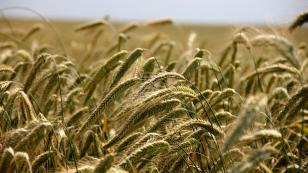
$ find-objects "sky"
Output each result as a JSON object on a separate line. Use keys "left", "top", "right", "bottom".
{"left": 0, "top": 0, "right": 307, "bottom": 25}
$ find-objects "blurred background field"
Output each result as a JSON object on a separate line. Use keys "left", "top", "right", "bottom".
{"left": 1, "top": 0, "right": 307, "bottom": 61}
{"left": 1, "top": 18, "right": 308, "bottom": 63}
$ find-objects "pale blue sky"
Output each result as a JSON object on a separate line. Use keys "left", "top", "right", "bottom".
{"left": 0, "top": 0, "right": 307, "bottom": 25}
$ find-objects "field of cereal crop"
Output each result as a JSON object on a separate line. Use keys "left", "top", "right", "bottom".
{"left": 0, "top": 13, "right": 307, "bottom": 172}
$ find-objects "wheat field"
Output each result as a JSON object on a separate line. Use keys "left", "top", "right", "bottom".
{"left": 0, "top": 13, "right": 307, "bottom": 173}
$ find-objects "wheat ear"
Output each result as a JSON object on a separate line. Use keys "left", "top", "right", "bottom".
{"left": 231, "top": 147, "right": 277, "bottom": 173}
{"left": 110, "top": 48, "right": 143, "bottom": 88}
{"left": 222, "top": 97, "right": 260, "bottom": 152}
{"left": 119, "top": 140, "right": 170, "bottom": 171}
{"left": 75, "top": 18, "right": 107, "bottom": 32}
{"left": 14, "top": 152, "right": 32, "bottom": 173}
{"left": 78, "top": 78, "right": 140, "bottom": 135}
{"left": 0, "top": 147, "right": 15, "bottom": 172}
{"left": 22, "top": 24, "right": 42, "bottom": 41}
{"left": 147, "top": 108, "right": 187, "bottom": 133}
{"left": 15, "top": 122, "right": 51, "bottom": 151}
{"left": 103, "top": 99, "right": 180, "bottom": 149}
{"left": 93, "top": 154, "right": 114, "bottom": 173}
{"left": 24, "top": 53, "right": 49, "bottom": 93}
{"left": 289, "top": 11, "right": 308, "bottom": 32}
{"left": 32, "top": 151, "right": 54, "bottom": 173}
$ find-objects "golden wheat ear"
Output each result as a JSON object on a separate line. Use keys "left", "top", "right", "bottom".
{"left": 242, "top": 64, "right": 301, "bottom": 81}
{"left": 147, "top": 108, "right": 187, "bottom": 133}
{"left": 139, "top": 57, "right": 156, "bottom": 79}
{"left": 289, "top": 11, "right": 308, "bottom": 32}
{"left": 14, "top": 152, "right": 32, "bottom": 173}
{"left": 93, "top": 154, "right": 114, "bottom": 173}
{"left": 239, "top": 129, "right": 282, "bottom": 144}
{"left": 110, "top": 48, "right": 144, "bottom": 88}
{"left": 31, "top": 151, "right": 54, "bottom": 173}
{"left": 15, "top": 122, "right": 51, "bottom": 152}
{"left": 23, "top": 53, "right": 49, "bottom": 93}
{"left": 0, "top": 64, "right": 15, "bottom": 74}
{"left": 66, "top": 107, "right": 89, "bottom": 127}
{"left": 74, "top": 166, "right": 94, "bottom": 173}
{"left": 119, "top": 140, "right": 170, "bottom": 171}
{"left": 209, "top": 148, "right": 244, "bottom": 172}
{"left": 22, "top": 24, "right": 43, "bottom": 42}
{"left": 78, "top": 78, "right": 140, "bottom": 135}
{"left": 116, "top": 132, "right": 143, "bottom": 153}
{"left": 79, "top": 130, "right": 102, "bottom": 158}
{"left": 210, "top": 111, "right": 237, "bottom": 124}
{"left": 143, "top": 18, "right": 174, "bottom": 27}
{"left": 138, "top": 72, "right": 185, "bottom": 94}
{"left": 251, "top": 35, "right": 300, "bottom": 69}
{"left": 276, "top": 85, "right": 308, "bottom": 123}
{"left": 207, "top": 88, "right": 237, "bottom": 109}
{"left": 230, "top": 147, "right": 278, "bottom": 173}
{"left": 75, "top": 18, "right": 107, "bottom": 32}
{"left": 182, "top": 57, "right": 202, "bottom": 80}
{"left": 222, "top": 96, "right": 261, "bottom": 153}
{"left": 103, "top": 98, "right": 180, "bottom": 149}
{"left": 0, "top": 147, "right": 15, "bottom": 172}
{"left": 84, "top": 50, "right": 128, "bottom": 104}
{"left": 119, "top": 22, "right": 139, "bottom": 34}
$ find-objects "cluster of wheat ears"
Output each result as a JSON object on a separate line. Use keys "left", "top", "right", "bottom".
{"left": 0, "top": 11, "right": 307, "bottom": 173}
